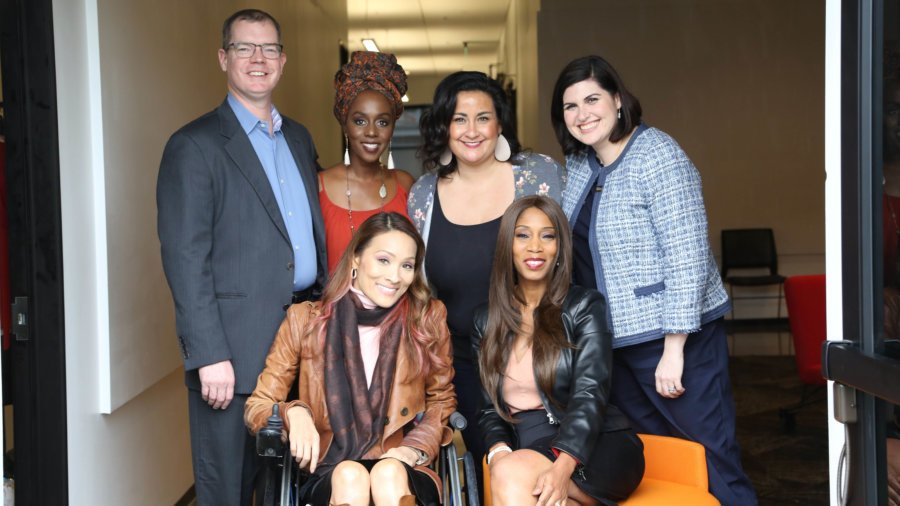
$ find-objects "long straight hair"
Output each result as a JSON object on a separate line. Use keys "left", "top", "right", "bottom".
{"left": 311, "top": 212, "right": 448, "bottom": 381}
{"left": 479, "top": 196, "right": 573, "bottom": 422}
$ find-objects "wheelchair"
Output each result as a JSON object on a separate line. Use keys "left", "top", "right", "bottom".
{"left": 256, "top": 406, "right": 480, "bottom": 506}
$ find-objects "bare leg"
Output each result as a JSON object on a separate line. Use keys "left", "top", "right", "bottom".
{"left": 330, "top": 461, "right": 371, "bottom": 506}
{"left": 370, "top": 458, "right": 413, "bottom": 506}
{"left": 490, "top": 450, "right": 598, "bottom": 506}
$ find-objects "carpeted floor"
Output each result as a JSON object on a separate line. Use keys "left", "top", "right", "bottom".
{"left": 731, "top": 355, "right": 829, "bottom": 505}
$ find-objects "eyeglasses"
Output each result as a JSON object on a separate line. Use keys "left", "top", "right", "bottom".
{"left": 225, "top": 42, "right": 284, "bottom": 59}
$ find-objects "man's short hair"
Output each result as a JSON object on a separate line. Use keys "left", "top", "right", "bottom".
{"left": 222, "top": 9, "right": 281, "bottom": 49}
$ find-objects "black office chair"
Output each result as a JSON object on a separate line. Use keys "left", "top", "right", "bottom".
{"left": 721, "top": 228, "right": 787, "bottom": 352}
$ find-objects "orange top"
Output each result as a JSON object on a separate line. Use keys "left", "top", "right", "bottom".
{"left": 320, "top": 172, "right": 410, "bottom": 273}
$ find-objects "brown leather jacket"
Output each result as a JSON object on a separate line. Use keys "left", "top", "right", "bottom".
{"left": 245, "top": 300, "right": 456, "bottom": 470}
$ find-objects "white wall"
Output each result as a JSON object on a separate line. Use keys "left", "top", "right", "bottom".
{"left": 54, "top": 0, "right": 346, "bottom": 503}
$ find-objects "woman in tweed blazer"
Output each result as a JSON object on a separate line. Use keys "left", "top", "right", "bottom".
{"left": 551, "top": 55, "right": 757, "bottom": 506}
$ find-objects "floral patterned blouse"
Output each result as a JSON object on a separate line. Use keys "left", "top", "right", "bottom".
{"left": 407, "top": 152, "right": 565, "bottom": 242}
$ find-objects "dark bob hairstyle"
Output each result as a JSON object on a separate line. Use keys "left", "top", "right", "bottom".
{"left": 550, "top": 55, "right": 642, "bottom": 156}
{"left": 418, "top": 71, "right": 521, "bottom": 178}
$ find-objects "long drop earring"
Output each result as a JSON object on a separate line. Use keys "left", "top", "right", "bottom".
{"left": 439, "top": 149, "right": 453, "bottom": 166}
{"left": 494, "top": 134, "right": 511, "bottom": 162}
{"left": 343, "top": 135, "right": 351, "bottom": 165}
{"left": 387, "top": 141, "right": 395, "bottom": 170}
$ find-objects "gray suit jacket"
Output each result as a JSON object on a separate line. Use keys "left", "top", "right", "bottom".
{"left": 157, "top": 99, "right": 327, "bottom": 394}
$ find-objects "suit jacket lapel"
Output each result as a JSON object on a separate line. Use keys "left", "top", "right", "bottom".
{"left": 218, "top": 102, "right": 291, "bottom": 243}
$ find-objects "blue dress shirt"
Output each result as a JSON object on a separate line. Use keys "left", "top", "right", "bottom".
{"left": 228, "top": 94, "right": 317, "bottom": 290}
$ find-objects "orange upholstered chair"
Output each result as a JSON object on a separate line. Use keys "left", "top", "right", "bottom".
{"left": 482, "top": 434, "right": 718, "bottom": 505}
{"left": 620, "top": 434, "right": 718, "bottom": 505}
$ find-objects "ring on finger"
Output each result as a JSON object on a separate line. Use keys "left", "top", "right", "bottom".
{"left": 668, "top": 386, "right": 677, "bottom": 393}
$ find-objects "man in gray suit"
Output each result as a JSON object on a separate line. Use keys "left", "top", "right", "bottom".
{"left": 157, "top": 9, "right": 326, "bottom": 505}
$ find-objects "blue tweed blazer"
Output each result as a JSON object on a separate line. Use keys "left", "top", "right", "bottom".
{"left": 561, "top": 125, "right": 729, "bottom": 348}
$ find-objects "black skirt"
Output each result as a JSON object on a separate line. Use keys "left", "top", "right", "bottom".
{"left": 298, "top": 459, "right": 440, "bottom": 506}
{"left": 512, "top": 409, "right": 645, "bottom": 504}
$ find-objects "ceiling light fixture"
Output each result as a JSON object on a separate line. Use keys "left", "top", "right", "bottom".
{"left": 362, "top": 39, "right": 380, "bottom": 52}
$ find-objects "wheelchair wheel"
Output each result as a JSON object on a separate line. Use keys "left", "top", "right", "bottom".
{"left": 279, "top": 451, "right": 294, "bottom": 505}
{"left": 440, "top": 442, "right": 461, "bottom": 505}
{"left": 438, "top": 443, "right": 479, "bottom": 506}
{"left": 461, "top": 451, "right": 479, "bottom": 506}
{"left": 258, "top": 451, "right": 296, "bottom": 506}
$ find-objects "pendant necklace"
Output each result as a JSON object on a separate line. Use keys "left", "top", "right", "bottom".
{"left": 345, "top": 164, "right": 387, "bottom": 232}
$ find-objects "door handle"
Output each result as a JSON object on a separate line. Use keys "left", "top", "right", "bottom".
{"left": 11, "top": 296, "right": 28, "bottom": 342}
{"left": 822, "top": 340, "right": 900, "bottom": 405}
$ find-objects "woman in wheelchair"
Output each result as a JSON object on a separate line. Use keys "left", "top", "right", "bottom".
{"left": 245, "top": 212, "right": 456, "bottom": 506}
{"left": 473, "top": 196, "right": 645, "bottom": 506}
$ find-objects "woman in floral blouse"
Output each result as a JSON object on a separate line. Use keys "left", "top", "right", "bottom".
{"left": 407, "top": 71, "right": 563, "bottom": 489}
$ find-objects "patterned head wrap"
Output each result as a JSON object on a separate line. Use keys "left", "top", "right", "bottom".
{"left": 333, "top": 51, "right": 408, "bottom": 125}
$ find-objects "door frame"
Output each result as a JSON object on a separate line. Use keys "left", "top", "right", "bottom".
{"left": 0, "top": 0, "right": 68, "bottom": 503}
{"left": 824, "top": 0, "right": 899, "bottom": 504}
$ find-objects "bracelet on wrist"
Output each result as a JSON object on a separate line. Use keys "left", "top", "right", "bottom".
{"left": 408, "top": 446, "right": 428, "bottom": 466}
{"left": 487, "top": 445, "right": 512, "bottom": 465}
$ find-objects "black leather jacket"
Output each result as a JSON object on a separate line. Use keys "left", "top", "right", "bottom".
{"left": 472, "top": 286, "right": 632, "bottom": 465}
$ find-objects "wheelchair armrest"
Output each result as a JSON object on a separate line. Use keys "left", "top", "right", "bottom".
{"left": 449, "top": 411, "right": 467, "bottom": 431}
{"left": 257, "top": 404, "right": 285, "bottom": 458}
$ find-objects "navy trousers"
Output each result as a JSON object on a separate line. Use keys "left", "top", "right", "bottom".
{"left": 609, "top": 318, "right": 758, "bottom": 506}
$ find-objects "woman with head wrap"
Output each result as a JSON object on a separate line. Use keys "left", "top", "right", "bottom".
{"left": 320, "top": 51, "right": 415, "bottom": 273}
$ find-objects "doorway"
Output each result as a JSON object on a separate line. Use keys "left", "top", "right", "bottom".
{"left": 824, "top": 0, "right": 900, "bottom": 504}
{"left": 0, "top": 0, "right": 68, "bottom": 503}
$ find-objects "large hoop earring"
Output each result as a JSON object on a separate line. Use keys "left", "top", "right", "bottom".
{"left": 343, "top": 135, "right": 351, "bottom": 165}
{"left": 351, "top": 268, "right": 358, "bottom": 280}
{"left": 495, "top": 134, "right": 511, "bottom": 162}
{"left": 439, "top": 148, "right": 453, "bottom": 166}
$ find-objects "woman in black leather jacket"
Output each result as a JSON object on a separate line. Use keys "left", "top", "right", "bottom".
{"left": 473, "top": 196, "right": 644, "bottom": 506}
